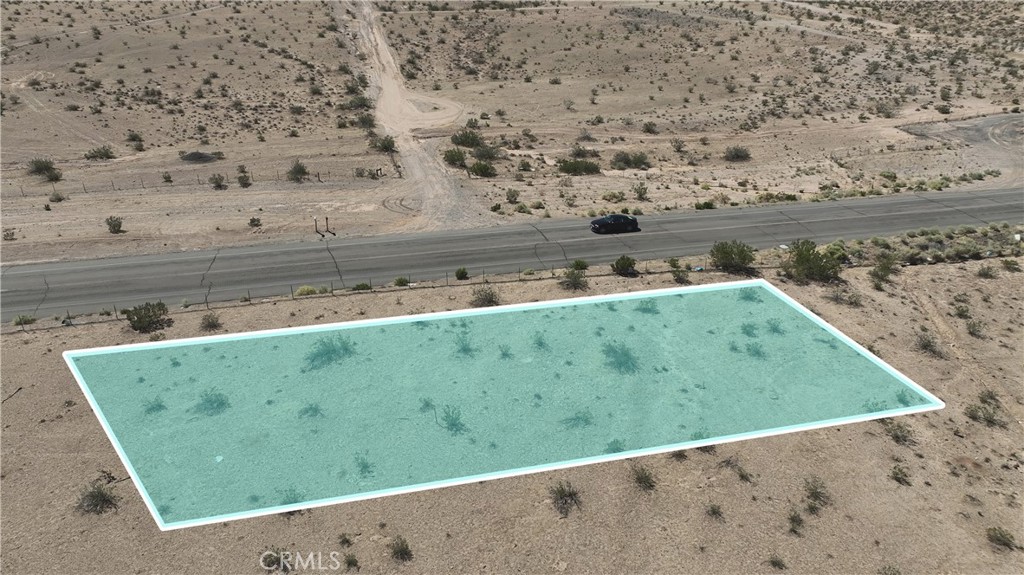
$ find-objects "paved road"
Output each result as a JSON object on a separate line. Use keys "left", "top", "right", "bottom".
{"left": 1, "top": 187, "right": 1021, "bottom": 322}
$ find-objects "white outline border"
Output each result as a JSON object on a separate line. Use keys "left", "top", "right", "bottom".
{"left": 62, "top": 279, "right": 944, "bottom": 531}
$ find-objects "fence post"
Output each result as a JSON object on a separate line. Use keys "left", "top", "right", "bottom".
{"left": 290, "top": 284, "right": 294, "bottom": 299}
{"left": 445, "top": 271, "right": 449, "bottom": 286}
{"left": 82, "top": 182, "right": 86, "bottom": 193}
{"left": 111, "top": 180, "right": 115, "bottom": 191}
{"left": 113, "top": 304, "right": 118, "bottom": 320}
{"left": 330, "top": 281, "right": 335, "bottom": 295}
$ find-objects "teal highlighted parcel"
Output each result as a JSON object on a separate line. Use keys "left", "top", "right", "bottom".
{"left": 64, "top": 279, "right": 943, "bottom": 530}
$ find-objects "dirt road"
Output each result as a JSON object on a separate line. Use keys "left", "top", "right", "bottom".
{"left": 341, "top": 0, "right": 497, "bottom": 232}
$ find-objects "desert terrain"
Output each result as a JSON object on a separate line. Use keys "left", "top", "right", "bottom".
{"left": 1, "top": 1, "right": 1021, "bottom": 263}
{"left": 1, "top": 1, "right": 1023, "bottom": 574}
{"left": 2, "top": 247, "right": 1023, "bottom": 574}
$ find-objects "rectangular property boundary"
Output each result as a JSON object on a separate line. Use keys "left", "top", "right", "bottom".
{"left": 63, "top": 279, "right": 944, "bottom": 531}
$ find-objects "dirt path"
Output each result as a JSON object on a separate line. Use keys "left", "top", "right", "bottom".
{"left": 340, "top": 1, "right": 497, "bottom": 232}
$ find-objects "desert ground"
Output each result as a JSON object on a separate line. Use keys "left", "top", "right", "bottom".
{"left": 1, "top": 1, "right": 1023, "bottom": 574}
{"left": 1, "top": 1, "right": 1021, "bottom": 263}
{"left": 2, "top": 249, "right": 1023, "bottom": 574}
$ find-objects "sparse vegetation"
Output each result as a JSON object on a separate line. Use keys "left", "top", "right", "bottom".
{"left": 105, "top": 216, "right": 124, "bottom": 234}
{"left": 199, "top": 313, "right": 221, "bottom": 331}
{"left": 124, "top": 301, "right": 170, "bottom": 333}
{"left": 611, "top": 255, "right": 637, "bottom": 277}
{"left": 631, "top": 463, "right": 657, "bottom": 491}
{"left": 388, "top": 536, "right": 413, "bottom": 562}
{"left": 559, "top": 268, "right": 589, "bottom": 291}
{"left": 76, "top": 482, "right": 119, "bottom": 514}
{"left": 550, "top": 481, "right": 582, "bottom": 517}
{"left": 470, "top": 286, "right": 499, "bottom": 307}
{"left": 710, "top": 240, "right": 755, "bottom": 274}
{"left": 286, "top": 159, "right": 309, "bottom": 183}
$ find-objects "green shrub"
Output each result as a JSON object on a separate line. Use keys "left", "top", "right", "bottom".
{"left": 611, "top": 255, "right": 637, "bottom": 277}
{"left": 631, "top": 463, "right": 657, "bottom": 491}
{"left": 294, "top": 285, "right": 318, "bottom": 297}
{"left": 442, "top": 148, "right": 466, "bottom": 167}
{"left": 237, "top": 173, "right": 251, "bottom": 188}
{"left": 76, "top": 483, "right": 119, "bottom": 514}
{"left": 977, "top": 265, "right": 997, "bottom": 279}
{"left": 105, "top": 215, "right": 124, "bottom": 234}
{"left": 199, "top": 313, "right": 221, "bottom": 331}
{"left": 388, "top": 536, "right": 413, "bottom": 562}
{"left": 451, "top": 129, "right": 483, "bottom": 147}
{"left": 84, "top": 145, "right": 115, "bottom": 160}
{"left": 455, "top": 267, "right": 469, "bottom": 280}
{"left": 781, "top": 239, "right": 841, "bottom": 283}
{"left": 28, "top": 158, "right": 56, "bottom": 175}
{"left": 125, "top": 301, "right": 171, "bottom": 333}
{"left": 610, "top": 151, "right": 651, "bottom": 170}
{"left": 352, "top": 283, "right": 371, "bottom": 291}
{"left": 394, "top": 277, "right": 410, "bottom": 287}
{"left": 287, "top": 159, "right": 309, "bottom": 183}
{"left": 468, "top": 161, "right": 497, "bottom": 177}
{"left": 549, "top": 481, "right": 582, "bottom": 517}
{"left": 1001, "top": 259, "right": 1022, "bottom": 272}
{"left": 695, "top": 200, "right": 716, "bottom": 210}
{"left": 559, "top": 268, "right": 589, "bottom": 291}
{"left": 724, "top": 146, "right": 751, "bottom": 162}
{"left": 558, "top": 159, "right": 601, "bottom": 175}
{"left": 986, "top": 527, "right": 1018, "bottom": 550}
{"left": 710, "top": 240, "right": 756, "bottom": 274}
{"left": 13, "top": 315, "right": 36, "bottom": 326}
{"left": 208, "top": 173, "right": 227, "bottom": 190}
{"left": 915, "top": 332, "right": 945, "bottom": 358}
{"left": 570, "top": 259, "right": 589, "bottom": 271}
{"left": 470, "top": 286, "right": 500, "bottom": 307}
{"left": 671, "top": 268, "right": 690, "bottom": 284}
{"left": 248, "top": 217, "right": 261, "bottom": 228}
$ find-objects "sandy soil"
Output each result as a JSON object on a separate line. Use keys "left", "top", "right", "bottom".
{"left": 1, "top": 253, "right": 1022, "bottom": 574}
{"left": 2, "top": 1, "right": 1021, "bottom": 264}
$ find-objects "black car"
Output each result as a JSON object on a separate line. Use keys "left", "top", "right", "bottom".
{"left": 590, "top": 214, "right": 640, "bottom": 234}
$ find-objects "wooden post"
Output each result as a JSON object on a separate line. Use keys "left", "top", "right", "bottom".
{"left": 111, "top": 180, "right": 115, "bottom": 191}
{"left": 82, "top": 182, "right": 86, "bottom": 193}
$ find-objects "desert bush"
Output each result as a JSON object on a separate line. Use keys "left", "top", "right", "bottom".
{"left": 294, "top": 285, "right": 318, "bottom": 297}
{"left": 641, "top": 121, "right": 658, "bottom": 134}
{"left": 28, "top": 158, "right": 55, "bottom": 175}
{"left": 13, "top": 315, "right": 36, "bottom": 326}
{"left": 237, "top": 173, "right": 251, "bottom": 188}
{"left": 125, "top": 301, "right": 171, "bottom": 333}
{"left": 504, "top": 188, "right": 521, "bottom": 204}
{"left": 393, "top": 277, "right": 410, "bottom": 287}
{"left": 611, "top": 255, "right": 637, "bottom": 277}
{"left": 695, "top": 200, "right": 716, "bottom": 210}
{"left": 472, "top": 145, "right": 500, "bottom": 161}
{"left": 200, "top": 313, "right": 221, "bottom": 331}
{"left": 388, "top": 536, "right": 413, "bottom": 562}
{"left": 287, "top": 159, "right": 309, "bottom": 183}
{"left": 248, "top": 217, "right": 261, "bottom": 228}
{"left": 549, "top": 481, "right": 582, "bottom": 517}
{"left": 631, "top": 463, "right": 657, "bottom": 491}
{"left": 890, "top": 464, "right": 911, "bottom": 486}
{"left": 105, "top": 215, "right": 123, "bottom": 234}
{"left": 632, "top": 182, "right": 650, "bottom": 201}
{"left": 208, "top": 173, "right": 227, "bottom": 190}
{"left": 451, "top": 129, "right": 483, "bottom": 148}
{"left": 372, "top": 135, "right": 397, "bottom": 153}
{"left": 49, "top": 191, "right": 67, "bottom": 203}
{"left": 986, "top": 527, "right": 1019, "bottom": 550}
{"left": 85, "top": 145, "right": 115, "bottom": 160}
{"left": 610, "top": 151, "right": 651, "bottom": 170}
{"left": 781, "top": 239, "right": 841, "bottom": 283}
{"left": 724, "top": 146, "right": 751, "bottom": 162}
{"left": 671, "top": 268, "right": 690, "bottom": 284}
{"left": 442, "top": 148, "right": 466, "bottom": 167}
{"left": 570, "top": 259, "right": 589, "bottom": 271}
{"left": 470, "top": 286, "right": 500, "bottom": 307}
{"left": 559, "top": 268, "right": 589, "bottom": 291}
{"left": 468, "top": 161, "right": 496, "bottom": 177}
{"left": 710, "top": 240, "right": 755, "bottom": 274}
{"left": 354, "top": 113, "right": 375, "bottom": 129}
{"left": 76, "top": 483, "right": 119, "bottom": 514}
{"left": 915, "top": 332, "right": 945, "bottom": 358}
{"left": 558, "top": 159, "right": 601, "bottom": 175}
{"left": 455, "top": 267, "right": 469, "bottom": 280}
{"left": 976, "top": 265, "right": 997, "bottom": 279}
{"left": 162, "top": 172, "right": 173, "bottom": 183}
